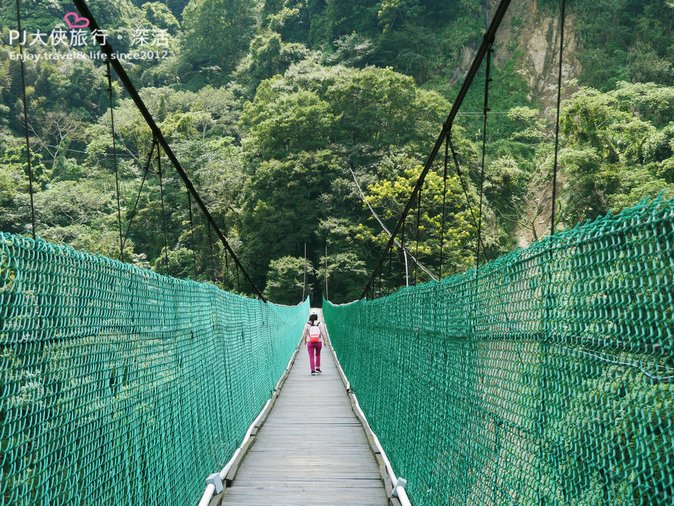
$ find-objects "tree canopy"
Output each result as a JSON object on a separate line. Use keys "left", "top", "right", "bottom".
{"left": 0, "top": 0, "right": 671, "bottom": 304}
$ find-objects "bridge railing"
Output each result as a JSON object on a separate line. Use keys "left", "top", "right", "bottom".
{"left": 325, "top": 197, "right": 674, "bottom": 505}
{"left": 0, "top": 233, "right": 308, "bottom": 505}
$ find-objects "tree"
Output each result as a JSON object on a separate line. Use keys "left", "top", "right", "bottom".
{"left": 241, "top": 86, "right": 337, "bottom": 159}
{"left": 0, "top": 145, "right": 48, "bottom": 234}
{"left": 238, "top": 61, "right": 454, "bottom": 296}
{"left": 559, "top": 84, "right": 674, "bottom": 223}
{"left": 325, "top": 66, "right": 439, "bottom": 149}
{"left": 324, "top": 32, "right": 375, "bottom": 68}
{"left": 240, "top": 60, "right": 448, "bottom": 163}
{"left": 142, "top": 2, "right": 181, "bottom": 34}
{"left": 264, "top": 256, "right": 313, "bottom": 304}
{"left": 240, "top": 150, "right": 342, "bottom": 284}
{"left": 317, "top": 252, "right": 367, "bottom": 303}
{"left": 358, "top": 160, "right": 480, "bottom": 284}
{"left": 181, "top": 0, "right": 256, "bottom": 83}
{"left": 237, "top": 31, "right": 309, "bottom": 91}
{"left": 483, "top": 155, "right": 529, "bottom": 240}
{"left": 263, "top": 0, "right": 311, "bottom": 43}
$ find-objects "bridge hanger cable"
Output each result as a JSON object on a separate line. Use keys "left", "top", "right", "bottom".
{"left": 360, "top": 0, "right": 513, "bottom": 298}
{"left": 447, "top": 135, "right": 488, "bottom": 257}
{"left": 476, "top": 46, "right": 493, "bottom": 270}
{"left": 469, "top": 39, "right": 532, "bottom": 375}
{"left": 400, "top": 215, "right": 409, "bottom": 286}
{"left": 73, "top": 0, "right": 265, "bottom": 301}
{"left": 550, "top": 0, "right": 567, "bottom": 237}
{"left": 439, "top": 136, "right": 449, "bottom": 279}
{"left": 302, "top": 242, "right": 307, "bottom": 301}
{"left": 121, "top": 139, "right": 157, "bottom": 253}
{"left": 538, "top": 3, "right": 567, "bottom": 490}
{"left": 414, "top": 187, "right": 422, "bottom": 284}
{"left": 14, "top": 0, "right": 36, "bottom": 240}
{"left": 324, "top": 245, "right": 329, "bottom": 301}
{"left": 347, "top": 165, "right": 437, "bottom": 282}
{"left": 207, "top": 223, "right": 215, "bottom": 280}
{"left": 187, "top": 190, "right": 197, "bottom": 278}
{"left": 156, "top": 141, "right": 170, "bottom": 273}
{"left": 439, "top": 131, "right": 490, "bottom": 279}
{"left": 105, "top": 58, "right": 125, "bottom": 262}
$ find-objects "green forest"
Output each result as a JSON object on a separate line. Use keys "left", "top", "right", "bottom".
{"left": 1, "top": 0, "right": 672, "bottom": 304}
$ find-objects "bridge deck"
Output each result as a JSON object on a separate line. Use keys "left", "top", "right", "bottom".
{"left": 221, "top": 316, "right": 389, "bottom": 505}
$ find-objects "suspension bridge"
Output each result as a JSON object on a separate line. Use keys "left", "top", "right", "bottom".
{"left": 2, "top": 0, "right": 673, "bottom": 505}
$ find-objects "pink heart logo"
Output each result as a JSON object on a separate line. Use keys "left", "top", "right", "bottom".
{"left": 63, "top": 12, "right": 90, "bottom": 29}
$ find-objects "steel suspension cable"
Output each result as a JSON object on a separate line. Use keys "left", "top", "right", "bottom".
{"left": 106, "top": 58, "right": 124, "bottom": 261}
{"left": 14, "top": 0, "right": 36, "bottom": 240}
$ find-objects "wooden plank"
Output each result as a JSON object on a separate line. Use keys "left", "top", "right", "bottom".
{"left": 221, "top": 310, "right": 389, "bottom": 505}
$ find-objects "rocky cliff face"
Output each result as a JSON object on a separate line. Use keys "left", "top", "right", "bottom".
{"left": 488, "top": 0, "right": 583, "bottom": 247}
{"left": 496, "top": 0, "right": 580, "bottom": 108}
{"left": 450, "top": 1, "right": 581, "bottom": 108}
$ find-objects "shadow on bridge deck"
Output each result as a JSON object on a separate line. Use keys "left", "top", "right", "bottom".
{"left": 218, "top": 310, "right": 390, "bottom": 505}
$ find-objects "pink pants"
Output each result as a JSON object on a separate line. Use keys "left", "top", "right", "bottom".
{"left": 307, "top": 342, "right": 322, "bottom": 371}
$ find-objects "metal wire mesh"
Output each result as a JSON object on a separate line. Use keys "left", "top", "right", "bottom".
{"left": 325, "top": 197, "right": 674, "bottom": 505}
{"left": 0, "top": 233, "right": 308, "bottom": 505}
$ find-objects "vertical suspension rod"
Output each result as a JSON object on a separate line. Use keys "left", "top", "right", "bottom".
{"left": 550, "top": 0, "right": 567, "bottom": 237}
{"left": 14, "top": 0, "right": 36, "bottom": 240}
{"left": 106, "top": 59, "right": 124, "bottom": 261}
{"left": 476, "top": 45, "right": 493, "bottom": 270}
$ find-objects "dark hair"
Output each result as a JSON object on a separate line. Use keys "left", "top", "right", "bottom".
{"left": 309, "top": 314, "right": 318, "bottom": 323}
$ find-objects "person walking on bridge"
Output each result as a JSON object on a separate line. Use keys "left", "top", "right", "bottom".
{"left": 303, "top": 312, "right": 327, "bottom": 375}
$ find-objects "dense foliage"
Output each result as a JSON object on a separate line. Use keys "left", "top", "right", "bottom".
{"left": 1, "top": 0, "right": 672, "bottom": 304}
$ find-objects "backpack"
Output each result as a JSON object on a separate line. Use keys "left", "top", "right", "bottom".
{"left": 308, "top": 322, "right": 321, "bottom": 342}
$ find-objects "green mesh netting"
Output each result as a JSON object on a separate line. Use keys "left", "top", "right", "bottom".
{"left": 0, "top": 233, "right": 308, "bottom": 505}
{"left": 325, "top": 198, "right": 674, "bottom": 505}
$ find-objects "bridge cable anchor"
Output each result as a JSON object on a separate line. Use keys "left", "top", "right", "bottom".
{"left": 206, "top": 473, "right": 224, "bottom": 494}
{"left": 391, "top": 477, "right": 407, "bottom": 498}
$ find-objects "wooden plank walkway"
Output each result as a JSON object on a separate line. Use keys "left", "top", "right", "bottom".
{"left": 221, "top": 312, "right": 389, "bottom": 505}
